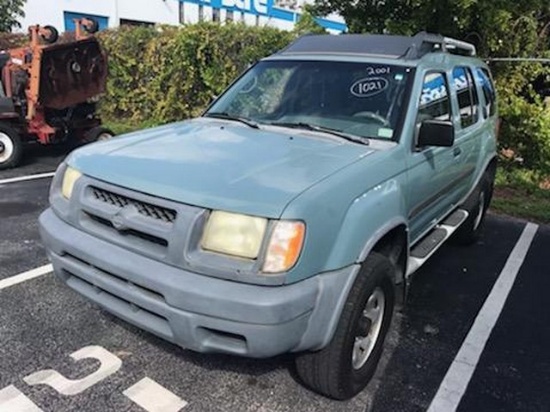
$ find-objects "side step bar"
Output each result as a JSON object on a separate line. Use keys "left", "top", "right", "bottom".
{"left": 406, "top": 209, "right": 469, "bottom": 277}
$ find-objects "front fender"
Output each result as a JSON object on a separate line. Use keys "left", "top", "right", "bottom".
{"left": 280, "top": 146, "right": 409, "bottom": 284}
{"left": 326, "top": 178, "right": 408, "bottom": 273}
{"left": 293, "top": 178, "right": 408, "bottom": 351}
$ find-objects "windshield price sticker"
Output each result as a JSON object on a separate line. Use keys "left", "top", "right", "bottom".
{"left": 350, "top": 77, "right": 388, "bottom": 98}
{"left": 366, "top": 66, "right": 391, "bottom": 76}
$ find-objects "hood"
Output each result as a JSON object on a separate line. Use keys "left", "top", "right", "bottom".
{"left": 70, "top": 118, "right": 375, "bottom": 218}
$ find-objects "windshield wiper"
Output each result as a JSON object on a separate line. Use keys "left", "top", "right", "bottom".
{"left": 269, "top": 122, "right": 369, "bottom": 145}
{"left": 203, "top": 112, "right": 260, "bottom": 129}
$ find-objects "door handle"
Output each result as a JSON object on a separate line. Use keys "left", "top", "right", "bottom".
{"left": 453, "top": 147, "right": 462, "bottom": 157}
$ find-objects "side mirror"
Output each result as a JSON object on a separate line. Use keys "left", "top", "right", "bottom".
{"left": 418, "top": 120, "right": 455, "bottom": 147}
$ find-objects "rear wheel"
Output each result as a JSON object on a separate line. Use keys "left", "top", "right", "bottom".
{"left": 41, "top": 25, "right": 59, "bottom": 44}
{"left": 295, "top": 253, "right": 395, "bottom": 400}
{"left": 0, "top": 124, "right": 23, "bottom": 170}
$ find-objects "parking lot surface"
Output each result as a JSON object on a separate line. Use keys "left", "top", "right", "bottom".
{"left": 1, "top": 151, "right": 548, "bottom": 412}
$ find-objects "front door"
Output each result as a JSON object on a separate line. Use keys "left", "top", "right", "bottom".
{"left": 407, "top": 71, "right": 458, "bottom": 242}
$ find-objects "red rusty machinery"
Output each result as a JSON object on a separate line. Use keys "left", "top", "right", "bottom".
{"left": 0, "top": 18, "right": 111, "bottom": 168}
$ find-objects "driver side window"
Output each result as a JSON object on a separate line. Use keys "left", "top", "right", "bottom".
{"left": 417, "top": 72, "right": 451, "bottom": 123}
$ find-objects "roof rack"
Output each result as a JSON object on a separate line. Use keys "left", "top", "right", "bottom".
{"left": 408, "top": 32, "right": 476, "bottom": 58}
{"left": 279, "top": 32, "right": 476, "bottom": 59}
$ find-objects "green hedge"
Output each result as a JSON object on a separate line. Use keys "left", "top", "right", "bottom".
{"left": 490, "top": 61, "right": 550, "bottom": 175}
{"left": 97, "top": 23, "right": 294, "bottom": 125}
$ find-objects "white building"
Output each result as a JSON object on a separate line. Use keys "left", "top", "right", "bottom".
{"left": 19, "top": 0, "right": 346, "bottom": 34}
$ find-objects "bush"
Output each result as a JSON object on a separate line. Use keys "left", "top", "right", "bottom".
{"left": 97, "top": 23, "right": 294, "bottom": 125}
{"left": 498, "top": 94, "right": 550, "bottom": 174}
{"left": 494, "top": 61, "right": 550, "bottom": 175}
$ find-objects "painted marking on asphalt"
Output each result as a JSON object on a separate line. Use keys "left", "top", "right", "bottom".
{"left": 24, "top": 346, "right": 122, "bottom": 396}
{"left": 0, "top": 385, "right": 43, "bottom": 412}
{"left": 427, "top": 222, "right": 539, "bottom": 412}
{"left": 123, "top": 377, "right": 188, "bottom": 412}
{"left": 0, "top": 172, "right": 55, "bottom": 185}
{"left": 0, "top": 264, "right": 52, "bottom": 291}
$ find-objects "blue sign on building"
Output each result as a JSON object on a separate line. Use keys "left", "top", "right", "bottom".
{"left": 183, "top": 0, "right": 347, "bottom": 31}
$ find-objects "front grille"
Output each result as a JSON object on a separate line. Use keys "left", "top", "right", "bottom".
{"left": 85, "top": 213, "right": 169, "bottom": 247}
{"left": 91, "top": 187, "right": 177, "bottom": 224}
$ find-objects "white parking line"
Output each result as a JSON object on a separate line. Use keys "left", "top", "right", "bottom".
{"left": 427, "top": 222, "right": 539, "bottom": 412}
{"left": 123, "top": 377, "right": 188, "bottom": 412}
{"left": 0, "top": 172, "right": 55, "bottom": 185}
{"left": 0, "top": 264, "right": 52, "bottom": 291}
{"left": 0, "top": 385, "right": 43, "bottom": 412}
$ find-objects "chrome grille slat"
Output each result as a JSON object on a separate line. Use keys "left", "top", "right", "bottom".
{"left": 90, "top": 186, "right": 177, "bottom": 223}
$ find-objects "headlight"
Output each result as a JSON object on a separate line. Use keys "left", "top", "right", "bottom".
{"left": 61, "top": 166, "right": 82, "bottom": 199}
{"left": 201, "top": 211, "right": 267, "bottom": 259}
{"left": 263, "top": 221, "right": 305, "bottom": 273}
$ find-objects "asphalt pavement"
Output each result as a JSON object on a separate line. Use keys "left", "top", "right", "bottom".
{"left": 0, "top": 148, "right": 548, "bottom": 412}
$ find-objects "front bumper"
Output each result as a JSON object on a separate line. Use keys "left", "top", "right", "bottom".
{"left": 40, "top": 208, "right": 357, "bottom": 358}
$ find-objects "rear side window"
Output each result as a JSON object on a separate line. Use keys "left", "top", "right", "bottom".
{"left": 476, "top": 68, "right": 497, "bottom": 117}
{"left": 452, "top": 67, "right": 479, "bottom": 128}
{"left": 418, "top": 72, "right": 451, "bottom": 122}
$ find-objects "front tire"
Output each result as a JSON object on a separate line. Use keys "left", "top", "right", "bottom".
{"left": 0, "top": 124, "right": 23, "bottom": 170}
{"left": 295, "top": 253, "right": 395, "bottom": 400}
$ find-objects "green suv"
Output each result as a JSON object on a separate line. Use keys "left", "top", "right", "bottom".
{"left": 40, "top": 32, "right": 498, "bottom": 399}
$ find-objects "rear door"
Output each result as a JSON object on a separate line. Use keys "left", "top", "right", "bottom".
{"left": 449, "top": 66, "right": 483, "bottom": 199}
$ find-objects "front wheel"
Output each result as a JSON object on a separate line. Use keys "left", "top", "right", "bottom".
{"left": 295, "top": 253, "right": 395, "bottom": 400}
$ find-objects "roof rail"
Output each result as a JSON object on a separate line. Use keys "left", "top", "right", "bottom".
{"left": 404, "top": 32, "right": 476, "bottom": 58}
{"left": 277, "top": 32, "right": 477, "bottom": 60}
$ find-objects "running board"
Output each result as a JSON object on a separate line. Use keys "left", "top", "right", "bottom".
{"left": 406, "top": 209, "right": 469, "bottom": 277}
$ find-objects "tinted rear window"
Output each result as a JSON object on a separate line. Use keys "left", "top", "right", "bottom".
{"left": 476, "top": 68, "right": 497, "bottom": 117}
{"left": 453, "top": 67, "right": 480, "bottom": 128}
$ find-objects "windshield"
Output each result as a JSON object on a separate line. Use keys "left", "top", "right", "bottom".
{"left": 207, "top": 60, "right": 413, "bottom": 141}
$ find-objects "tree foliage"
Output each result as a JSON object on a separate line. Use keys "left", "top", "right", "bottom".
{"left": 0, "top": 0, "right": 25, "bottom": 33}
{"left": 294, "top": 6, "right": 327, "bottom": 36}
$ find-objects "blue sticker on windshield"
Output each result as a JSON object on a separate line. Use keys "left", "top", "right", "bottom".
{"left": 350, "top": 77, "right": 388, "bottom": 98}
